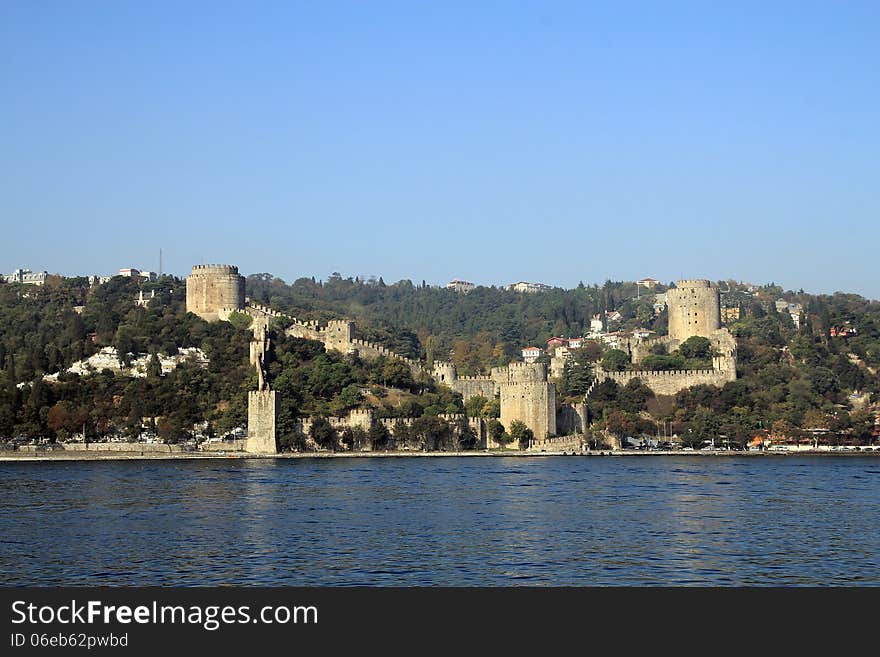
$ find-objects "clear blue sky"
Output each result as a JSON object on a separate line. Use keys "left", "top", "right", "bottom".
{"left": 2, "top": 2, "right": 878, "bottom": 297}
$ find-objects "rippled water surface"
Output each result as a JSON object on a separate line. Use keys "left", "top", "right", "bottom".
{"left": 1, "top": 456, "right": 878, "bottom": 585}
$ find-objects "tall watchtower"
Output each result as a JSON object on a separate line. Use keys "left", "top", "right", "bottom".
{"left": 186, "top": 264, "right": 245, "bottom": 322}
{"left": 666, "top": 279, "right": 721, "bottom": 342}
{"left": 491, "top": 361, "right": 556, "bottom": 442}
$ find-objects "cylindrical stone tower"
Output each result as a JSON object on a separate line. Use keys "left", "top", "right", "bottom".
{"left": 186, "top": 264, "right": 245, "bottom": 322}
{"left": 666, "top": 279, "right": 721, "bottom": 342}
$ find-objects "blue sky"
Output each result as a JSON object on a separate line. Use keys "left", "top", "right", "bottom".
{"left": 1, "top": 2, "right": 878, "bottom": 297}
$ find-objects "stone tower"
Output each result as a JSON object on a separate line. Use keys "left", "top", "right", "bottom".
{"left": 493, "top": 362, "right": 556, "bottom": 443}
{"left": 323, "top": 320, "right": 355, "bottom": 353}
{"left": 666, "top": 279, "right": 721, "bottom": 342}
{"left": 186, "top": 264, "right": 245, "bottom": 322}
{"left": 432, "top": 361, "right": 458, "bottom": 386}
{"left": 247, "top": 390, "right": 278, "bottom": 454}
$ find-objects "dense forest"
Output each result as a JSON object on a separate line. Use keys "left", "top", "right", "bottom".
{"left": 1, "top": 272, "right": 878, "bottom": 448}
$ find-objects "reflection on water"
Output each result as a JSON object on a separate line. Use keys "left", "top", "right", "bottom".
{"left": 1, "top": 456, "right": 878, "bottom": 586}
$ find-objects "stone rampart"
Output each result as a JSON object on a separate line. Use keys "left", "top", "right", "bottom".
{"left": 527, "top": 434, "right": 585, "bottom": 452}
{"left": 18, "top": 442, "right": 186, "bottom": 453}
{"left": 556, "top": 402, "right": 588, "bottom": 435}
{"left": 451, "top": 376, "right": 497, "bottom": 400}
{"left": 200, "top": 440, "right": 247, "bottom": 452}
{"left": 598, "top": 366, "right": 736, "bottom": 396}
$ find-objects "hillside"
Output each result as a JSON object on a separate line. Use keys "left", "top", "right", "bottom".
{"left": 1, "top": 273, "right": 878, "bottom": 448}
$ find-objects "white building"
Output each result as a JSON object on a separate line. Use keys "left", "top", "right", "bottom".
{"left": 3, "top": 268, "right": 48, "bottom": 285}
{"left": 135, "top": 289, "right": 156, "bottom": 307}
{"left": 521, "top": 346, "right": 543, "bottom": 363}
{"left": 599, "top": 332, "right": 628, "bottom": 349}
{"left": 776, "top": 299, "right": 803, "bottom": 329}
{"left": 653, "top": 293, "right": 667, "bottom": 315}
{"left": 507, "top": 281, "right": 553, "bottom": 293}
{"left": 446, "top": 279, "right": 476, "bottom": 293}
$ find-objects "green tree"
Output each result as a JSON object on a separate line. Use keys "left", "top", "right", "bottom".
{"left": 146, "top": 352, "right": 162, "bottom": 378}
{"left": 679, "top": 336, "right": 713, "bottom": 359}
{"left": 309, "top": 417, "right": 338, "bottom": 451}
{"left": 683, "top": 406, "right": 721, "bottom": 448}
{"left": 368, "top": 421, "right": 391, "bottom": 450}
{"left": 601, "top": 349, "right": 629, "bottom": 371}
{"left": 481, "top": 398, "right": 501, "bottom": 418}
{"left": 227, "top": 311, "right": 253, "bottom": 331}
{"left": 508, "top": 420, "right": 534, "bottom": 449}
{"left": 465, "top": 395, "right": 487, "bottom": 418}
{"left": 487, "top": 419, "right": 510, "bottom": 446}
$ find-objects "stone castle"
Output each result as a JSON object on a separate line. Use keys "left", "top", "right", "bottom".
{"left": 594, "top": 279, "right": 737, "bottom": 396}
{"left": 185, "top": 267, "right": 734, "bottom": 453}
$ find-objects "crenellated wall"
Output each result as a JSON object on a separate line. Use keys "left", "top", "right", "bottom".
{"left": 630, "top": 334, "right": 679, "bottom": 364}
{"left": 527, "top": 434, "right": 585, "bottom": 452}
{"left": 451, "top": 376, "right": 497, "bottom": 401}
{"left": 249, "top": 301, "right": 430, "bottom": 379}
{"left": 597, "top": 366, "right": 736, "bottom": 396}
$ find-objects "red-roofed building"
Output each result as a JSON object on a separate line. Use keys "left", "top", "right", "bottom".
{"left": 522, "top": 346, "right": 543, "bottom": 363}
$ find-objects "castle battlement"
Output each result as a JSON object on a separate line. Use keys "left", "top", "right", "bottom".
{"left": 605, "top": 368, "right": 717, "bottom": 378}
{"left": 673, "top": 279, "right": 713, "bottom": 288}
{"left": 191, "top": 264, "right": 240, "bottom": 274}
{"left": 492, "top": 361, "right": 548, "bottom": 383}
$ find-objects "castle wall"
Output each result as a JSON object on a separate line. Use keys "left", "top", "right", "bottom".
{"left": 201, "top": 440, "right": 247, "bottom": 452}
{"left": 631, "top": 335, "right": 679, "bottom": 364}
{"left": 246, "top": 390, "right": 277, "bottom": 453}
{"left": 599, "top": 367, "right": 736, "bottom": 397}
{"left": 527, "top": 434, "right": 585, "bottom": 452}
{"left": 556, "top": 402, "right": 587, "bottom": 435}
{"left": 666, "top": 279, "right": 721, "bottom": 342}
{"left": 186, "top": 264, "right": 245, "bottom": 322}
{"left": 451, "top": 377, "right": 497, "bottom": 400}
{"left": 21, "top": 442, "right": 187, "bottom": 453}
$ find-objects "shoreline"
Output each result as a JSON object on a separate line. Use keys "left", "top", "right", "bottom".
{"left": 1, "top": 448, "right": 878, "bottom": 462}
